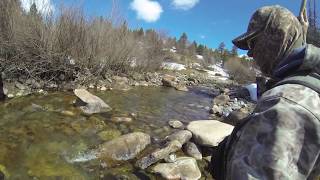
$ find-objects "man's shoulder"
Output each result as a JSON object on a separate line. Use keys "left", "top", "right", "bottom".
{"left": 260, "top": 83, "right": 320, "bottom": 118}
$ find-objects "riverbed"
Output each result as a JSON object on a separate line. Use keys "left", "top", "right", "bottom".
{"left": 0, "top": 86, "right": 216, "bottom": 179}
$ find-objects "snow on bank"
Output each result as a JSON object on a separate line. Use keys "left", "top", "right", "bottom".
{"left": 196, "top": 55, "right": 204, "bottom": 60}
{"left": 205, "top": 64, "right": 230, "bottom": 80}
{"left": 161, "top": 62, "right": 186, "bottom": 71}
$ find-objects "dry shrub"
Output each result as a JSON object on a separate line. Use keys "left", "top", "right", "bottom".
{"left": 224, "top": 57, "right": 256, "bottom": 84}
{"left": 0, "top": 0, "right": 165, "bottom": 83}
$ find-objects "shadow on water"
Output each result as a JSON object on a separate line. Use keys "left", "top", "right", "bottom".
{"left": 0, "top": 86, "right": 214, "bottom": 179}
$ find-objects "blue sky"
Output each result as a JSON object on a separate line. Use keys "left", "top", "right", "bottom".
{"left": 22, "top": 0, "right": 303, "bottom": 53}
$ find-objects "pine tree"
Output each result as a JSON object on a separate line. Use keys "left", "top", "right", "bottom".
{"left": 177, "top": 32, "right": 188, "bottom": 54}
{"left": 196, "top": 44, "right": 205, "bottom": 55}
{"left": 231, "top": 45, "right": 238, "bottom": 57}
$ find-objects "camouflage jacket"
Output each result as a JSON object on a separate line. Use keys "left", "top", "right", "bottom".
{"left": 226, "top": 44, "right": 320, "bottom": 180}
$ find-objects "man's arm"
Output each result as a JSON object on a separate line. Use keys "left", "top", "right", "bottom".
{"left": 226, "top": 84, "right": 320, "bottom": 180}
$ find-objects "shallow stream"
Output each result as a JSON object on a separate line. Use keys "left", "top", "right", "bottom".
{"left": 0, "top": 86, "right": 216, "bottom": 179}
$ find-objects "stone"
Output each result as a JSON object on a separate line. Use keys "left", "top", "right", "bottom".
{"left": 112, "top": 76, "right": 131, "bottom": 91}
{"left": 100, "top": 86, "right": 107, "bottom": 91}
{"left": 162, "top": 74, "right": 177, "bottom": 87}
{"left": 74, "top": 89, "right": 112, "bottom": 114}
{"left": 168, "top": 120, "right": 184, "bottom": 129}
{"left": 98, "top": 129, "right": 122, "bottom": 141}
{"left": 187, "top": 120, "right": 234, "bottom": 147}
{"left": 165, "top": 130, "right": 192, "bottom": 145}
{"left": 96, "top": 132, "right": 150, "bottom": 161}
{"left": 164, "top": 153, "right": 177, "bottom": 163}
{"left": 183, "top": 142, "right": 202, "bottom": 160}
{"left": 7, "top": 94, "right": 14, "bottom": 98}
{"left": 175, "top": 84, "right": 188, "bottom": 92}
{"left": 213, "top": 94, "right": 230, "bottom": 106}
{"left": 15, "top": 82, "right": 26, "bottom": 90}
{"left": 111, "top": 117, "right": 133, "bottom": 123}
{"left": 136, "top": 140, "right": 182, "bottom": 169}
{"left": 224, "top": 109, "right": 250, "bottom": 126}
{"left": 153, "top": 157, "right": 201, "bottom": 180}
{"left": 209, "top": 105, "right": 223, "bottom": 116}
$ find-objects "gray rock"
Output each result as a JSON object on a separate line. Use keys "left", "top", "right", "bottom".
{"left": 183, "top": 142, "right": 202, "bottom": 160}
{"left": 153, "top": 157, "right": 201, "bottom": 180}
{"left": 165, "top": 130, "right": 192, "bottom": 145}
{"left": 213, "top": 94, "right": 230, "bottom": 106}
{"left": 187, "top": 120, "right": 234, "bottom": 147}
{"left": 168, "top": 120, "right": 184, "bottom": 129}
{"left": 74, "top": 89, "right": 112, "bottom": 114}
{"left": 162, "top": 74, "right": 178, "bottom": 87}
{"left": 15, "top": 82, "right": 27, "bottom": 90}
{"left": 136, "top": 140, "right": 182, "bottom": 169}
{"left": 164, "top": 153, "right": 177, "bottom": 163}
{"left": 95, "top": 132, "right": 150, "bottom": 161}
{"left": 175, "top": 84, "right": 188, "bottom": 92}
{"left": 209, "top": 105, "right": 223, "bottom": 116}
{"left": 112, "top": 76, "right": 131, "bottom": 91}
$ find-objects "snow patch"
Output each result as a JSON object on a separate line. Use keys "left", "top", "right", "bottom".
{"left": 161, "top": 62, "right": 186, "bottom": 71}
{"left": 196, "top": 55, "right": 204, "bottom": 60}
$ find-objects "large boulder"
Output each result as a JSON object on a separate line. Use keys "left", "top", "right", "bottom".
{"left": 153, "top": 157, "right": 201, "bottom": 180}
{"left": 183, "top": 142, "right": 202, "bottom": 160}
{"left": 187, "top": 120, "right": 234, "bottom": 147}
{"left": 95, "top": 132, "right": 150, "bottom": 161}
{"left": 74, "top": 89, "right": 112, "bottom": 114}
{"left": 213, "top": 94, "right": 230, "bottom": 106}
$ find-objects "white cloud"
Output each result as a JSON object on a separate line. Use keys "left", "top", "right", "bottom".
{"left": 172, "top": 0, "right": 199, "bottom": 10}
{"left": 200, "top": 35, "right": 206, "bottom": 39}
{"left": 130, "top": 0, "right": 163, "bottom": 23}
{"left": 20, "top": 0, "right": 54, "bottom": 16}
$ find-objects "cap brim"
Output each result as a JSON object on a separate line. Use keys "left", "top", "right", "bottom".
{"left": 232, "top": 30, "right": 259, "bottom": 50}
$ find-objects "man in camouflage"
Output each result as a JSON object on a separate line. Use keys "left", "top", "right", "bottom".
{"left": 225, "top": 5, "right": 320, "bottom": 179}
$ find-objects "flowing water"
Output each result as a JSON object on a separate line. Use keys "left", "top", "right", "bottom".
{"left": 0, "top": 86, "right": 216, "bottom": 179}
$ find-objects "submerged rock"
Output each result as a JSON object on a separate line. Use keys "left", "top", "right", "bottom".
{"left": 168, "top": 120, "right": 184, "bottom": 129}
{"left": 74, "top": 89, "right": 112, "bottom": 114}
{"left": 98, "top": 129, "right": 122, "bottom": 141}
{"left": 187, "top": 120, "right": 234, "bottom": 147}
{"left": 153, "top": 157, "right": 201, "bottom": 180}
{"left": 96, "top": 132, "right": 150, "bottom": 161}
{"left": 111, "top": 117, "right": 133, "bottom": 123}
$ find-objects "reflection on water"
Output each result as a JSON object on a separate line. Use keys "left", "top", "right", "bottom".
{"left": 0, "top": 87, "right": 213, "bottom": 179}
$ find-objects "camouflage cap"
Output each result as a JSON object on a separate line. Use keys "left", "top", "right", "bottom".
{"left": 233, "top": 5, "right": 304, "bottom": 50}
{"left": 233, "top": 5, "right": 305, "bottom": 75}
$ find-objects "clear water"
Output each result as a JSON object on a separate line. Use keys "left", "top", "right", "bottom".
{"left": 0, "top": 86, "right": 215, "bottom": 179}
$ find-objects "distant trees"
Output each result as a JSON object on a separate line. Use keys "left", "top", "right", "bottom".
{"left": 307, "top": 0, "right": 320, "bottom": 47}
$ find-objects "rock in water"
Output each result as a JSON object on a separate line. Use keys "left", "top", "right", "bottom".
{"left": 162, "top": 74, "right": 178, "bottom": 87}
{"left": 96, "top": 132, "right": 150, "bottom": 161}
{"left": 153, "top": 157, "right": 201, "bottom": 180}
{"left": 187, "top": 120, "right": 234, "bottom": 147}
{"left": 213, "top": 94, "right": 230, "bottom": 106}
{"left": 136, "top": 140, "right": 182, "bottom": 169}
{"left": 0, "top": 74, "right": 4, "bottom": 101}
{"left": 165, "top": 130, "right": 192, "bottom": 145}
{"left": 74, "top": 89, "right": 112, "bottom": 114}
{"left": 168, "top": 120, "right": 184, "bottom": 129}
{"left": 183, "top": 142, "right": 202, "bottom": 160}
